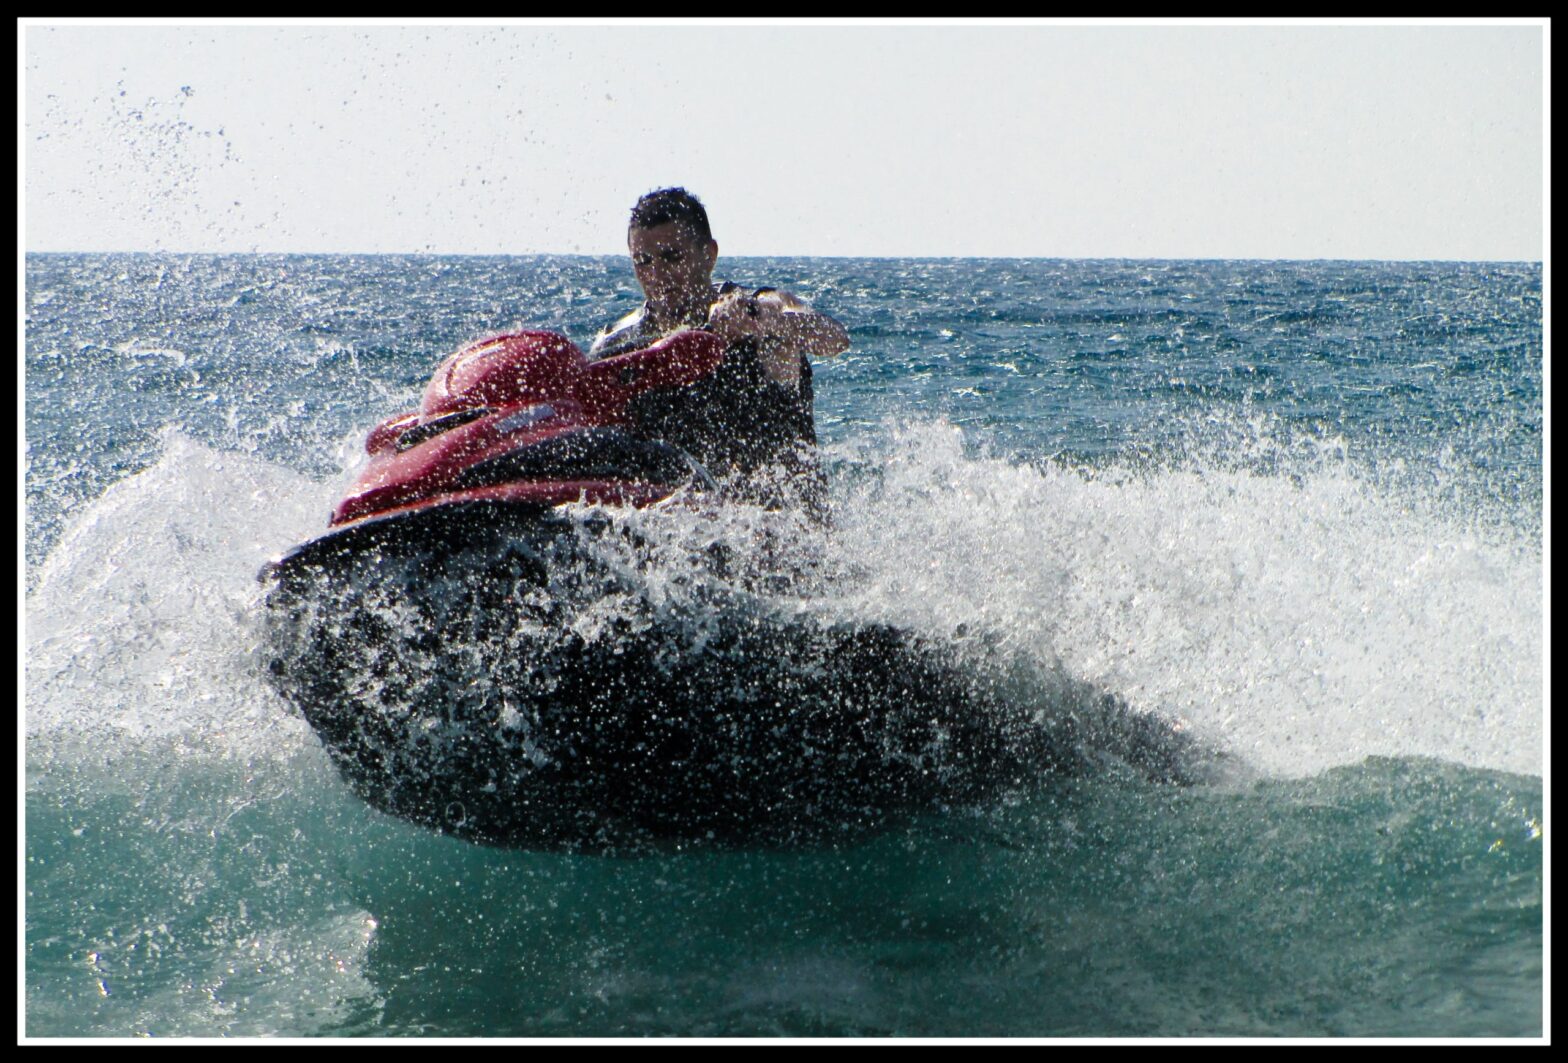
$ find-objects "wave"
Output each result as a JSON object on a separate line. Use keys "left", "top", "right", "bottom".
{"left": 24, "top": 417, "right": 1543, "bottom": 786}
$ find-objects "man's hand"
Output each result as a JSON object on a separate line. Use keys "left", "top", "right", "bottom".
{"left": 706, "top": 288, "right": 777, "bottom": 344}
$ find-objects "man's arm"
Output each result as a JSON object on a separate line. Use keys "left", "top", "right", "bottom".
{"left": 708, "top": 288, "right": 850, "bottom": 387}
{"left": 755, "top": 289, "right": 850, "bottom": 361}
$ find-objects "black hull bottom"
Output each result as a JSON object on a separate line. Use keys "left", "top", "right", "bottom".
{"left": 262, "top": 502, "right": 1202, "bottom": 852}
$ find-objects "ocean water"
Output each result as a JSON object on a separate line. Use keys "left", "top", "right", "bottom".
{"left": 23, "top": 254, "right": 1544, "bottom": 1038}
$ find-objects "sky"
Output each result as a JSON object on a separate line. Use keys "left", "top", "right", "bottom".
{"left": 20, "top": 19, "right": 1548, "bottom": 260}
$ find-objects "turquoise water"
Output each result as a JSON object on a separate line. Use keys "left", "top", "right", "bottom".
{"left": 24, "top": 254, "right": 1544, "bottom": 1037}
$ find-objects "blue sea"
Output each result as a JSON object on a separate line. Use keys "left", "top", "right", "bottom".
{"left": 23, "top": 254, "right": 1545, "bottom": 1039}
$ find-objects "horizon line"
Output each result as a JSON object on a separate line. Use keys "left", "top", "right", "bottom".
{"left": 21, "top": 249, "right": 1544, "bottom": 266}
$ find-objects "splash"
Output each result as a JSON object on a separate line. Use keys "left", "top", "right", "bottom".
{"left": 820, "top": 417, "right": 1542, "bottom": 778}
{"left": 24, "top": 430, "right": 336, "bottom": 756}
{"left": 24, "top": 417, "right": 1542, "bottom": 783}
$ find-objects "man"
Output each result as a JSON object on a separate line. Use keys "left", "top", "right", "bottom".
{"left": 589, "top": 187, "right": 849, "bottom": 514}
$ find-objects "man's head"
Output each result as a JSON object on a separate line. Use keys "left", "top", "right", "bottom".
{"left": 627, "top": 187, "right": 718, "bottom": 310}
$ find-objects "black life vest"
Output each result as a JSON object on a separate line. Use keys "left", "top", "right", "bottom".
{"left": 601, "top": 282, "right": 826, "bottom": 515}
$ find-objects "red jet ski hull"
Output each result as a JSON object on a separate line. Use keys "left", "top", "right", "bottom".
{"left": 328, "top": 327, "right": 725, "bottom": 531}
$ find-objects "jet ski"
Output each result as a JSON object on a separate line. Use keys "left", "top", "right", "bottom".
{"left": 261, "top": 327, "right": 1203, "bottom": 853}
{"left": 265, "top": 327, "right": 727, "bottom": 577}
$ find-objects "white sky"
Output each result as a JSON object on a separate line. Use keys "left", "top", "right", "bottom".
{"left": 20, "top": 19, "right": 1548, "bottom": 260}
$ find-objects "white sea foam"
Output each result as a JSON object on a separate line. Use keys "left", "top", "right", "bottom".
{"left": 821, "top": 420, "right": 1542, "bottom": 778}
{"left": 23, "top": 419, "right": 1543, "bottom": 779}
{"left": 23, "top": 430, "right": 346, "bottom": 757}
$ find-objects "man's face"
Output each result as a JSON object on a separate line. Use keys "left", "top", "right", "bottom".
{"left": 629, "top": 221, "right": 717, "bottom": 306}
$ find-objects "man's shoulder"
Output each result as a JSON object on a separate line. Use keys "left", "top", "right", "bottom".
{"left": 602, "top": 304, "right": 646, "bottom": 336}
{"left": 588, "top": 304, "right": 649, "bottom": 358}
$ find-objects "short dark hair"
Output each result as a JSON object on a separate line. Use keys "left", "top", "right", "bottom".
{"left": 630, "top": 187, "right": 712, "bottom": 242}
